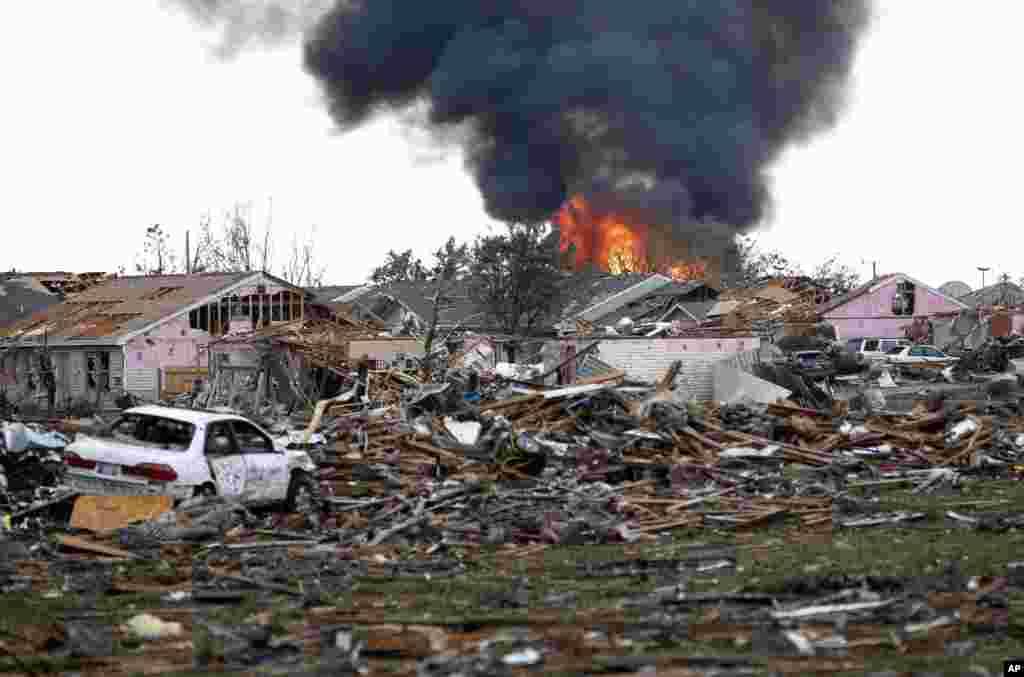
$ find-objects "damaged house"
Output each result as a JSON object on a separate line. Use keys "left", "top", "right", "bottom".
{"left": 0, "top": 271, "right": 315, "bottom": 410}
{"left": 0, "top": 274, "right": 63, "bottom": 329}
{"left": 554, "top": 272, "right": 718, "bottom": 338}
{"left": 817, "top": 273, "right": 968, "bottom": 342}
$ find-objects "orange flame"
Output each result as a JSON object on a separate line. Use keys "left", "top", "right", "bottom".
{"left": 668, "top": 261, "right": 708, "bottom": 281}
{"left": 556, "top": 195, "right": 647, "bottom": 272}
{"left": 555, "top": 194, "right": 711, "bottom": 282}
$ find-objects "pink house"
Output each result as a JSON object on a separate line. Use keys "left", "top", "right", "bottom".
{"left": 0, "top": 271, "right": 316, "bottom": 409}
{"left": 817, "top": 273, "right": 969, "bottom": 341}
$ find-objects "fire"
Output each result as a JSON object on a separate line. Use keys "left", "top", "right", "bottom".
{"left": 556, "top": 195, "right": 647, "bottom": 272}
{"left": 555, "top": 194, "right": 711, "bottom": 282}
{"left": 668, "top": 261, "right": 708, "bottom": 281}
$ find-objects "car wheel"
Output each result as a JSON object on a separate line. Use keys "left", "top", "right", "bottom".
{"left": 285, "top": 472, "right": 319, "bottom": 514}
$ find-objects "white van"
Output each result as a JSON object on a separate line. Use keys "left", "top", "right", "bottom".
{"left": 845, "top": 337, "right": 911, "bottom": 364}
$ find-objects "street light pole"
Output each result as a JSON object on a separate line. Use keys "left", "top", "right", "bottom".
{"left": 978, "top": 266, "right": 990, "bottom": 290}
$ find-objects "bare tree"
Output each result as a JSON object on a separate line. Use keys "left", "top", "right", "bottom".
{"left": 281, "top": 226, "right": 327, "bottom": 288}
{"left": 135, "top": 224, "right": 180, "bottom": 275}
{"left": 421, "top": 237, "right": 470, "bottom": 376}
{"left": 186, "top": 213, "right": 217, "bottom": 273}
{"left": 199, "top": 201, "right": 275, "bottom": 273}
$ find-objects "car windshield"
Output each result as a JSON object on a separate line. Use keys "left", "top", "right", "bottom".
{"left": 109, "top": 414, "right": 196, "bottom": 451}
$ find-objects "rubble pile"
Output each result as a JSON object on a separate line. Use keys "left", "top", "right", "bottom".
{"left": 1, "top": 358, "right": 1023, "bottom": 675}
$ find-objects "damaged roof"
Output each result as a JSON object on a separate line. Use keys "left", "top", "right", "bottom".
{"left": 588, "top": 280, "right": 717, "bottom": 327}
{"left": 817, "top": 273, "right": 968, "bottom": 315}
{"left": 0, "top": 277, "right": 61, "bottom": 329}
{"left": 356, "top": 280, "right": 486, "bottom": 330}
{"left": 555, "top": 272, "right": 658, "bottom": 322}
{"left": 957, "top": 280, "right": 1024, "bottom": 309}
{"left": 309, "top": 284, "right": 365, "bottom": 303}
{"left": 0, "top": 271, "right": 303, "bottom": 346}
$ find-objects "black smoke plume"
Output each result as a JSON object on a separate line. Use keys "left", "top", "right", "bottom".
{"left": 303, "top": 1, "right": 872, "bottom": 239}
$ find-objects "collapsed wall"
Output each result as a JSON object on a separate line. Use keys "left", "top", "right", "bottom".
{"left": 552, "top": 337, "right": 760, "bottom": 400}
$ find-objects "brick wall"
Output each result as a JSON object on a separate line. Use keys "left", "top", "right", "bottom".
{"left": 554, "top": 337, "right": 760, "bottom": 400}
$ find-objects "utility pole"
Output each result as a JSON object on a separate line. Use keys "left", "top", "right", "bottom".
{"left": 185, "top": 230, "right": 191, "bottom": 275}
{"left": 862, "top": 259, "right": 878, "bottom": 281}
{"left": 977, "top": 266, "right": 990, "bottom": 291}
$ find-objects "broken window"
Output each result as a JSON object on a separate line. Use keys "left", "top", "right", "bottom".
{"left": 892, "top": 281, "right": 915, "bottom": 316}
{"left": 87, "top": 352, "right": 111, "bottom": 391}
{"left": 111, "top": 414, "right": 195, "bottom": 451}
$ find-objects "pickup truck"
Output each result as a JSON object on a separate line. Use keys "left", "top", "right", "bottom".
{"left": 62, "top": 405, "right": 318, "bottom": 511}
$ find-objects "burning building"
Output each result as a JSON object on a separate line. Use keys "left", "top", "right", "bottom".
{"left": 554, "top": 194, "right": 723, "bottom": 287}
{"left": 171, "top": 2, "right": 873, "bottom": 271}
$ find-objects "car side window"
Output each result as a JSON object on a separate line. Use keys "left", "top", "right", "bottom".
{"left": 863, "top": 339, "right": 879, "bottom": 352}
{"left": 231, "top": 421, "right": 274, "bottom": 454}
{"left": 205, "top": 422, "right": 237, "bottom": 455}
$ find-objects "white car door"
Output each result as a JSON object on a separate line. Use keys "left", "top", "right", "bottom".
{"left": 231, "top": 419, "right": 289, "bottom": 504}
{"left": 204, "top": 421, "right": 248, "bottom": 500}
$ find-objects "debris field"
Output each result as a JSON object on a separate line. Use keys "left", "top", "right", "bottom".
{"left": 1, "top": 356, "right": 1024, "bottom": 677}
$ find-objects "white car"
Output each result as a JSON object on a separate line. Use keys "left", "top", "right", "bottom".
{"left": 884, "top": 344, "right": 958, "bottom": 365}
{"left": 845, "top": 337, "right": 911, "bottom": 364}
{"left": 62, "top": 405, "right": 318, "bottom": 509}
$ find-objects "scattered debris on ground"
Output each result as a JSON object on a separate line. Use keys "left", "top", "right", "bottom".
{"left": 1, "top": 352, "right": 1023, "bottom": 676}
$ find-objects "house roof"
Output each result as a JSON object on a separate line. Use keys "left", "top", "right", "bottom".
{"left": 957, "top": 281, "right": 1024, "bottom": 309}
{"left": 347, "top": 273, "right": 714, "bottom": 336}
{"left": 590, "top": 280, "right": 716, "bottom": 326}
{"left": 0, "top": 278, "right": 61, "bottom": 329}
{"left": 309, "top": 284, "right": 364, "bottom": 303}
{"left": 816, "top": 273, "right": 968, "bottom": 315}
{"left": 355, "top": 280, "right": 487, "bottom": 331}
{"left": 0, "top": 271, "right": 306, "bottom": 345}
{"left": 555, "top": 272, "right": 662, "bottom": 321}
{"left": 661, "top": 300, "right": 717, "bottom": 323}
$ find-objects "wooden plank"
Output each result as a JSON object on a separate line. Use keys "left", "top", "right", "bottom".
{"left": 55, "top": 534, "right": 141, "bottom": 560}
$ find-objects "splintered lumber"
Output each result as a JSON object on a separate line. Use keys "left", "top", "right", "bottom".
{"left": 696, "top": 419, "right": 831, "bottom": 465}
{"left": 573, "top": 368, "right": 627, "bottom": 386}
{"left": 892, "top": 412, "right": 946, "bottom": 431}
{"left": 401, "top": 438, "right": 467, "bottom": 465}
{"left": 768, "top": 403, "right": 833, "bottom": 419}
{"left": 55, "top": 535, "right": 142, "bottom": 560}
{"left": 480, "top": 394, "right": 543, "bottom": 413}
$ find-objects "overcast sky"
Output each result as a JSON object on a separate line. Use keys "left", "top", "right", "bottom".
{"left": 2, "top": 2, "right": 1020, "bottom": 290}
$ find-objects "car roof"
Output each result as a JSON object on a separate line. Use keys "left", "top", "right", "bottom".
{"left": 122, "top": 405, "right": 248, "bottom": 426}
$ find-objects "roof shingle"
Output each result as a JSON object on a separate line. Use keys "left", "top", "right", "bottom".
{"left": 1, "top": 272, "right": 253, "bottom": 342}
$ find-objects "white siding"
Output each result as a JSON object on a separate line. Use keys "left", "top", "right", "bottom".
{"left": 68, "top": 352, "right": 86, "bottom": 398}
{"left": 553, "top": 337, "right": 760, "bottom": 401}
{"left": 124, "top": 368, "right": 161, "bottom": 402}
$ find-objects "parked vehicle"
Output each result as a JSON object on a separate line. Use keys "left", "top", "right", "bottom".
{"left": 62, "top": 406, "right": 318, "bottom": 510}
{"left": 845, "top": 337, "right": 911, "bottom": 363}
{"left": 884, "top": 344, "right": 959, "bottom": 365}
{"left": 789, "top": 350, "right": 829, "bottom": 370}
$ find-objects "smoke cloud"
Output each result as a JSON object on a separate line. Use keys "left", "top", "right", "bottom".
{"left": 303, "top": 1, "right": 872, "bottom": 239}
{"left": 166, "top": 0, "right": 332, "bottom": 58}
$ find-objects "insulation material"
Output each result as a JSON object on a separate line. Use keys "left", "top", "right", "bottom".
{"left": 70, "top": 495, "right": 174, "bottom": 533}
